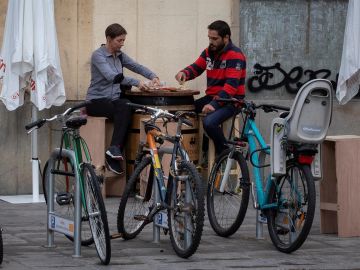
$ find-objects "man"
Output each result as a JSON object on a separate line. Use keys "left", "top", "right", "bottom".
{"left": 175, "top": 20, "right": 246, "bottom": 155}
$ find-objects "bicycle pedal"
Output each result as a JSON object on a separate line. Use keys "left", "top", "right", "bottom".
{"left": 133, "top": 214, "right": 148, "bottom": 221}
{"left": 56, "top": 192, "right": 72, "bottom": 205}
{"left": 97, "top": 175, "right": 104, "bottom": 185}
{"left": 110, "top": 233, "right": 123, "bottom": 239}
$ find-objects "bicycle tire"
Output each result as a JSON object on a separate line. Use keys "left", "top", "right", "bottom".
{"left": 267, "top": 162, "right": 315, "bottom": 253}
{"left": 0, "top": 228, "right": 3, "bottom": 264}
{"left": 82, "top": 163, "right": 111, "bottom": 265}
{"left": 207, "top": 148, "right": 250, "bottom": 237}
{"left": 168, "top": 160, "right": 205, "bottom": 258}
{"left": 117, "top": 156, "right": 153, "bottom": 239}
{"left": 42, "top": 159, "right": 94, "bottom": 246}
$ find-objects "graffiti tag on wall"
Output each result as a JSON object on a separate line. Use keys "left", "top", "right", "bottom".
{"left": 247, "top": 62, "right": 342, "bottom": 94}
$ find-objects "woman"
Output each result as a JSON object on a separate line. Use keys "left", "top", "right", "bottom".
{"left": 86, "top": 23, "right": 160, "bottom": 174}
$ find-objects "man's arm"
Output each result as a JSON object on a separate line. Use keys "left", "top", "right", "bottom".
{"left": 178, "top": 50, "right": 207, "bottom": 81}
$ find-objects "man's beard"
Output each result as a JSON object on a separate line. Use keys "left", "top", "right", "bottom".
{"left": 209, "top": 42, "right": 225, "bottom": 53}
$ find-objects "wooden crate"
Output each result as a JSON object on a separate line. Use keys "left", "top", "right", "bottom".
{"left": 80, "top": 116, "right": 126, "bottom": 197}
{"left": 320, "top": 135, "right": 360, "bottom": 237}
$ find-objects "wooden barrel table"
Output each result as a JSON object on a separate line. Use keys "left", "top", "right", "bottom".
{"left": 125, "top": 89, "right": 200, "bottom": 177}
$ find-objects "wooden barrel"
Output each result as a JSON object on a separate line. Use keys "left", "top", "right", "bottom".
{"left": 125, "top": 89, "right": 200, "bottom": 177}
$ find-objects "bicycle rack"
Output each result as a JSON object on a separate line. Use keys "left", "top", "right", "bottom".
{"left": 45, "top": 148, "right": 82, "bottom": 258}
{"left": 256, "top": 150, "right": 267, "bottom": 239}
{"left": 152, "top": 146, "right": 172, "bottom": 243}
{"left": 152, "top": 146, "right": 192, "bottom": 249}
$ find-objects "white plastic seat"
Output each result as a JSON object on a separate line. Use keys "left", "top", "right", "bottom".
{"left": 270, "top": 79, "right": 333, "bottom": 176}
{"left": 284, "top": 79, "right": 333, "bottom": 144}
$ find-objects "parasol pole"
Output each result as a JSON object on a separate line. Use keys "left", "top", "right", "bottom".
{"left": 31, "top": 104, "right": 40, "bottom": 202}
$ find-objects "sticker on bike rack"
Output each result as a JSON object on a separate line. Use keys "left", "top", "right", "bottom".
{"left": 48, "top": 213, "right": 74, "bottom": 237}
{"left": 154, "top": 210, "right": 168, "bottom": 229}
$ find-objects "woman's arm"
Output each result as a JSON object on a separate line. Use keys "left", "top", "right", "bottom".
{"left": 121, "top": 53, "right": 157, "bottom": 81}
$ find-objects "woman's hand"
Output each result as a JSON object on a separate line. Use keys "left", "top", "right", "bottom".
{"left": 152, "top": 77, "right": 161, "bottom": 86}
{"left": 138, "top": 81, "right": 150, "bottom": 91}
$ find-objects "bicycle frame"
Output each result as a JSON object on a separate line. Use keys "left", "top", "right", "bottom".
{"left": 243, "top": 118, "right": 278, "bottom": 210}
{"left": 144, "top": 125, "right": 187, "bottom": 204}
{"left": 58, "top": 128, "right": 92, "bottom": 211}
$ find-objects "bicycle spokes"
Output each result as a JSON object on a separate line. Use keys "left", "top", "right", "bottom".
{"left": 267, "top": 164, "right": 315, "bottom": 253}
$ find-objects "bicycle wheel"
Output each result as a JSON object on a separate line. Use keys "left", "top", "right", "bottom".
{"left": 168, "top": 160, "right": 205, "bottom": 258}
{"left": 43, "top": 159, "right": 93, "bottom": 246}
{"left": 0, "top": 228, "right": 3, "bottom": 264}
{"left": 207, "top": 149, "right": 250, "bottom": 237}
{"left": 117, "top": 156, "right": 154, "bottom": 239}
{"left": 82, "top": 163, "right": 111, "bottom": 265}
{"left": 267, "top": 162, "right": 315, "bottom": 253}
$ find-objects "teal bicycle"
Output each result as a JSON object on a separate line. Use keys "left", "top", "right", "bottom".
{"left": 207, "top": 79, "right": 332, "bottom": 253}
{"left": 25, "top": 102, "right": 111, "bottom": 264}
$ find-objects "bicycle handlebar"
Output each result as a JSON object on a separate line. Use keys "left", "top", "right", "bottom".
{"left": 25, "top": 119, "right": 47, "bottom": 131}
{"left": 25, "top": 101, "right": 90, "bottom": 131}
{"left": 127, "top": 102, "right": 194, "bottom": 127}
{"left": 257, "top": 104, "right": 290, "bottom": 112}
{"left": 66, "top": 101, "right": 91, "bottom": 115}
{"left": 216, "top": 98, "right": 290, "bottom": 113}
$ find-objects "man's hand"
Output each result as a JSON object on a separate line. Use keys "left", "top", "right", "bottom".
{"left": 175, "top": 71, "right": 186, "bottom": 84}
{"left": 202, "top": 104, "right": 215, "bottom": 114}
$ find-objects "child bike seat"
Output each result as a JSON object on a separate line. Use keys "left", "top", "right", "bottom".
{"left": 284, "top": 79, "right": 333, "bottom": 144}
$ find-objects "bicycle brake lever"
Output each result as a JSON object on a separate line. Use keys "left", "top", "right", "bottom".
{"left": 27, "top": 126, "right": 38, "bottom": 134}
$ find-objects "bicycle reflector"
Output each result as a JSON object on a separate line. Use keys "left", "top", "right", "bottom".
{"left": 298, "top": 155, "right": 314, "bottom": 165}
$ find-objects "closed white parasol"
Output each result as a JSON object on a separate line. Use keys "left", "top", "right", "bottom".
{"left": 0, "top": 0, "right": 66, "bottom": 202}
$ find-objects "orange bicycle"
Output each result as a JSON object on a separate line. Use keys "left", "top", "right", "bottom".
{"left": 117, "top": 103, "right": 205, "bottom": 258}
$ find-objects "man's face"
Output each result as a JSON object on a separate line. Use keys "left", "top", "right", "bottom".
{"left": 208, "top": 30, "right": 227, "bottom": 52}
{"left": 109, "top": 34, "right": 126, "bottom": 52}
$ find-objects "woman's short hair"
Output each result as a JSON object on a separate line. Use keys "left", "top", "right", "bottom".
{"left": 105, "top": 23, "right": 127, "bottom": 39}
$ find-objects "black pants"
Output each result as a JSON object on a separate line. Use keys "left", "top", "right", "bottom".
{"left": 86, "top": 98, "right": 132, "bottom": 150}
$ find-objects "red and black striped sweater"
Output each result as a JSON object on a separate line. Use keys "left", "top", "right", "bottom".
{"left": 181, "top": 41, "right": 246, "bottom": 108}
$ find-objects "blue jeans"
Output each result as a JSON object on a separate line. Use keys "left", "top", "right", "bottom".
{"left": 195, "top": 96, "right": 237, "bottom": 155}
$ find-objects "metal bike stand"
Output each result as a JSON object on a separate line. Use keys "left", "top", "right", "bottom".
{"left": 256, "top": 209, "right": 264, "bottom": 239}
{"left": 152, "top": 146, "right": 174, "bottom": 243}
{"left": 256, "top": 150, "right": 267, "bottom": 240}
{"left": 153, "top": 174, "right": 161, "bottom": 244}
{"left": 45, "top": 148, "right": 82, "bottom": 258}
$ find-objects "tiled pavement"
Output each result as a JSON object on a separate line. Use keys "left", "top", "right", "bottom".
{"left": 0, "top": 182, "right": 359, "bottom": 270}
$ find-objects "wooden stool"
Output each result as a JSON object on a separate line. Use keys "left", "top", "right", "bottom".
{"left": 80, "top": 116, "right": 126, "bottom": 197}
{"left": 320, "top": 135, "right": 360, "bottom": 237}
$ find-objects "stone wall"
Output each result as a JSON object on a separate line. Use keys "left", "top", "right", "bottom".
{"left": 238, "top": 0, "right": 353, "bottom": 141}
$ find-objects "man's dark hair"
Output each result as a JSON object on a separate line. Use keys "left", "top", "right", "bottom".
{"left": 208, "top": 20, "right": 231, "bottom": 38}
{"left": 105, "top": 23, "right": 127, "bottom": 39}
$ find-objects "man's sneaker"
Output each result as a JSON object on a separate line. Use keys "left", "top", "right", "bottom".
{"left": 106, "top": 145, "right": 124, "bottom": 160}
{"left": 105, "top": 156, "right": 124, "bottom": 175}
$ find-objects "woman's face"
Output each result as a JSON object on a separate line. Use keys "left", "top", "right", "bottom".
{"left": 108, "top": 34, "right": 126, "bottom": 53}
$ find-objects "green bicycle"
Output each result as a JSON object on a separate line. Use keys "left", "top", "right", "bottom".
{"left": 25, "top": 102, "right": 111, "bottom": 265}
